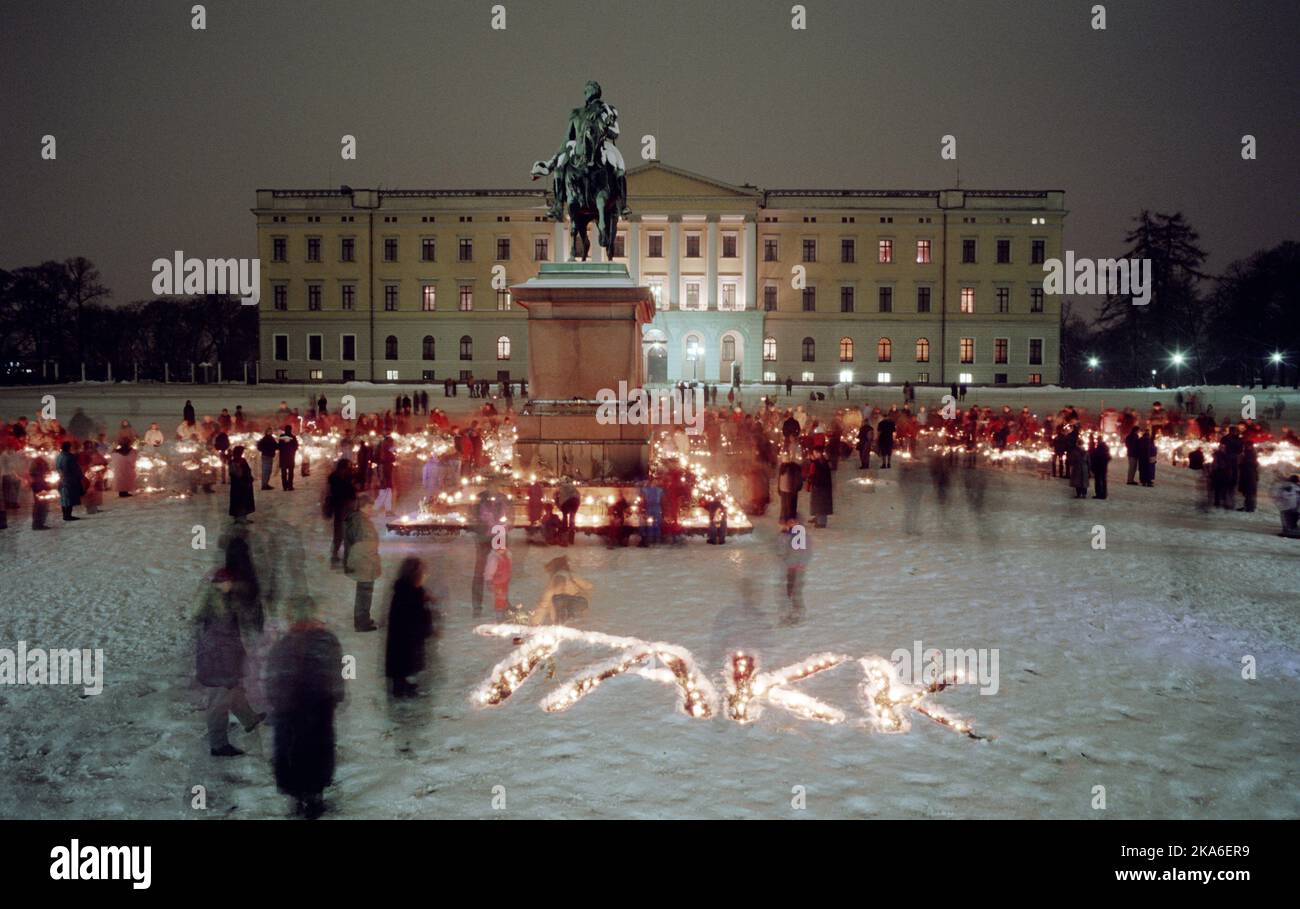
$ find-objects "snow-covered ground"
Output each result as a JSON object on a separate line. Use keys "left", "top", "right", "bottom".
{"left": 0, "top": 385, "right": 1297, "bottom": 819}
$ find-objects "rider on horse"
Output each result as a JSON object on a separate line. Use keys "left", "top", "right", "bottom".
{"left": 532, "top": 81, "right": 631, "bottom": 223}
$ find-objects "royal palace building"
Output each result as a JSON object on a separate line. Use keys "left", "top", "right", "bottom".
{"left": 254, "top": 162, "right": 1065, "bottom": 388}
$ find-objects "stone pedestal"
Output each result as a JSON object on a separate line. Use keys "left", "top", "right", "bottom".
{"left": 512, "top": 262, "right": 656, "bottom": 479}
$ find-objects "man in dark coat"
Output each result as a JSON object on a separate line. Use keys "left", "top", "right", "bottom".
{"left": 55, "top": 441, "right": 84, "bottom": 521}
{"left": 876, "top": 416, "right": 896, "bottom": 468}
{"left": 227, "top": 446, "right": 256, "bottom": 520}
{"left": 256, "top": 429, "right": 278, "bottom": 490}
{"left": 324, "top": 458, "right": 357, "bottom": 567}
{"left": 856, "top": 422, "right": 874, "bottom": 469}
{"left": 1088, "top": 436, "right": 1111, "bottom": 499}
{"left": 1124, "top": 426, "right": 1141, "bottom": 484}
{"left": 266, "top": 597, "right": 344, "bottom": 819}
{"left": 777, "top": 459, "right": 803, "bottom": 521}
{"left": 183, "top": 399, "right": 196, "bottom": 425}
{"left": 808, "top": 450, "right": 833, "bottom": 526}
{"left": 277, "top": 425, "right": 298, "bottom": 491}
{"left": 1067, "top": 439, "right": 1090, "bottom": 498}
{"left": 385, "top": 558, "right": 438, "bottom": 698}
{"left": 1237, "top": 440, "right": 1260, "bottom": 512}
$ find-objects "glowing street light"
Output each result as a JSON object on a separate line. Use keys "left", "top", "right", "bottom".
{"left": 1087, "top": 356, "right": 1100, "bottom": 369}
{"left": 1170, "top": 351, "right": 1186, "bottom": 367}
{"left": 1270, "top": 352, "right": 1284, "bottom": 365}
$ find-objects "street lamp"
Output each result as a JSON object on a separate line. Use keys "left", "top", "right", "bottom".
{"left": 1087, "top": 356, "right": 1100, "bottom": 368}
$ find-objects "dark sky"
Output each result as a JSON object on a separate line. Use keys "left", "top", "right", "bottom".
{"left": 2, "top": 0, "right": 1297, "bottom": 314}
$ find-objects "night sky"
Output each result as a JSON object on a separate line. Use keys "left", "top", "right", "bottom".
{"left": 2, "top": 0, "right": 1296, "bottom": 311}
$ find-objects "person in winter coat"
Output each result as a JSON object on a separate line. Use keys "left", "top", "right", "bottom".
{"left": 876, "top": 416, "right": 896, "bottom": 468}
{"left": 374, "top": 434, "right": 397, "bottom": 514}
{"left": 109, "top": 442, "right": 135, "bottom": 496}
{"left": 777, "top": 516, "right": 811, "bottom": 625}
{"left": 78, "top": 440, "right": 106, "bottom": 514}
{"left": 55, "top": 441, "right": 84, "bottom": 521}
{"left": 1124, "top": 426, "right": 1142, "bottom": 484}
{"left": 227, "top": 445, "right": 256, "bottom": 520}
{"left": 183, "top": 399, "right": 196, "bottom": 425}
{"left": 531, "top": 555, "right": 593, "bottom": 626}
{"left": 324, "top": 458, "right": 357, "bottom": 566}
{"left": 142, "top": 422, "right": 164, "bottom": 447}
{"left": 1272, "top": 474, "right": 1300, "bottom": 538}
{"left": 385, "top": 557, "right": 439, "bottom": 698}
{"left": 1237, "top": 441, "right": 1260, "bottom": 512}
{"left": 1067, "top": 438, "right": 1090, "bottom": 498}
{"left": 343, "top": 494, "right": 381, "bottom": 631}
{"left": 265, "top": 596, "right": 344, "bottom": 819}
{"left": 555, "top": 477, "right": 580, "bottom": 546}
{"left": 277, "top": 426, "right": 298, "bottom": 491}
{"left": 483, "top": 543, "right": 513, "bottom": 615}
{"left": 1139, "top": 429, "right": 1158, "bottom": 487}
{"left": 856, "top": 422, "right": 874, "bottom": 469}
{"left": 29, "top": 457, "right": 50, "bottom": 529}
{"left": 808, "top": 449, "right": 834, "bottom": 526}
{"left": 1088, "top": 436, "right": 1111, "bottom": 500}
{"left": 777, "top": 458, "right": 803, "bottom": 521}
{"left": 194, "top": 568, "right": 265, "bottom": 756}
{"left": 256, "top": 429, "right": 278, "bottom": 490}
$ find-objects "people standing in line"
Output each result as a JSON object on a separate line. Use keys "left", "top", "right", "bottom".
{"left": 277, "top": 425, "right": 298, "bottom": 491}
{"left": 194, "top": 567, "right": 265, "bottom": 757}
{"left": 324, "top": 458, "right": 357, "bottom": 567}
{"left": 55, "top": 441, "right": 84, "bottom": 522}
{"left": 265, "top": 596, "right": 344, "bottom": 819}
{"left": 344, "top": 494, "right": 381, "bottom": 631}
{"left": 257, "top": 428, "right": 278, "bottom": 490}
{"left": 385, "top": 557, "right": 439, "bottom": 698}
{"left": 1088, "top": 435, "right": 1111, "bottom": 500}
{"left": 227, "top": 446, "right": 255, "bottom": 522}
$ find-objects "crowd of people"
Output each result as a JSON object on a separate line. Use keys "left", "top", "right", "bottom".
{"left": 4, "top": 383, "right": 1299, "bottom": 819}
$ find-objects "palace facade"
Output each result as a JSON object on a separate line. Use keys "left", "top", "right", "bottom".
{"left": 254, "top": 162, "right": 1065, "bottom": 387}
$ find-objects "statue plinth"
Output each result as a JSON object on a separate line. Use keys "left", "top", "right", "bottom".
{"left": 512, "top": 262, "right": 656, "bottom": 479}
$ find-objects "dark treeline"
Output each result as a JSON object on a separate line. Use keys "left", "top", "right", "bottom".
{"left": 1062, "top": 212, "right": 1299, "bottom": 388}
{"left": 0, "top": 257, "right": 258, "bottom": 383}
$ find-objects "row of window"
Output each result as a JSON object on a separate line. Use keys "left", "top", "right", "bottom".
{"left": 269, "top": 233, "right": 1049, "bottom": 267}
{"left": 271, "top": 283, "right": 511, "bottom": 312}
{"left": 760, "top": 370, "right": 1045, "bottom": 385}
{"left": 272, "top": 334, "right": 512, "bottom": 362}
{"left": 270, "top": 235, "right": 548, "bottom": 265}
{"left": 275, "top": 368, "right": 498, "bottom": 382}
{"left": 759, "top": 336, "right": 1045, "bottom": 365}
{"left": 764, "top": 284, "right": 1045, "bottom": 314}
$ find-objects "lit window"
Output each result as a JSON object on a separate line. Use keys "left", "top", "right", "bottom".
{"left": 876, "top": 372, "right": 891, "bottom": 383}
{"left": 960, "top": 287, "right": 975, "bottom": 313}
{"left": 763, "top": 337, "right": 777, "bottom": 361}
{"left": 960, "top": 338, "right": 974, "bottom": 364}
{"left": 877, "top": 338, "right": 892, "bottom": 362}
{"left": 385, "top": 369, "right": 399, "bottom": 381}
{"left": 763, "top": 370, "right": 777, "bottom": 383}
{"left": 459, "top": 286, "right": 473, "bottom": 311}
{"left": 915, "top": 338, "right": 930, "bottom": 362}
{"left": 422, "top": 285, "right": 436, "bottom": 311}
{"left": 916, "top": 239, "right": 931, "bottom": 264}
{"left": 839, "top": 369, "right": 854, "bottom": 383}
{"left": 840, "top": 337, "right": 854, "bottom": 362}
{"left": 497, "top": 336, "right": 511, "bottom": 360}
{"left": 878, "top": 239, "right": 893, "bottom": 264}
{"left": 995, "top": 338, "right": 1008, "bottom": 364}
{"left": 801, "top": 371, "right": 815, "bottom": 382}
{"left": 958, "top": 372, "right": 973, "bottom": 384}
